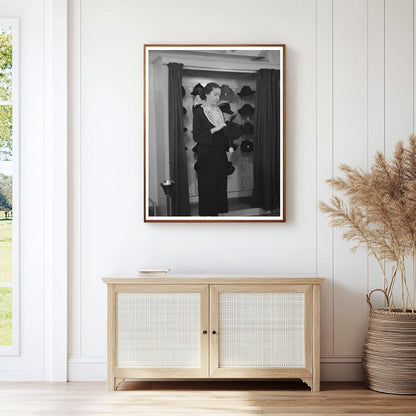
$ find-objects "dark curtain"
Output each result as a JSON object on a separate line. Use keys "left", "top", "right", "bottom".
{"left": 168, "top": 62, "right": 190, "bottom": 216}
{"left": 252, "top": 69, "right": 280, "bottom": 212}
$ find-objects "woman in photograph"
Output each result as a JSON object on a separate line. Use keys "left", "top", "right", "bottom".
{"left": 192, "top": 82, "right": 228, "bottom": 216}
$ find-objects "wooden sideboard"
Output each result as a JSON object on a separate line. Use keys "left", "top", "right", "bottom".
{"left": 103, "top": 275, "right": 323, "bottom": 391}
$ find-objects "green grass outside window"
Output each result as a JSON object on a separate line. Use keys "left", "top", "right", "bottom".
{"left": 0, "top": 218, "right": 12, "bottom": 345}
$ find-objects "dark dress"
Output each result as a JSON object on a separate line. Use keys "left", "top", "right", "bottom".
{"left": 192, "top": 106, "right": 229, "bottom": 216}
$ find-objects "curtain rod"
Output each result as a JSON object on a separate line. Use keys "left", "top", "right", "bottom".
{"left": 182, "top": 65, "right": 257, "bottom": 74}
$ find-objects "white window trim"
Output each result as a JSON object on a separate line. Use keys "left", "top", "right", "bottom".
{"left": 0, "top": 0, "right": 68, "bottom": 381}
{"left": 43, "top": 0, "right": 68, "bottom": 381}
{"left": 0, "top": 18, "right": 20, "bottom": 356}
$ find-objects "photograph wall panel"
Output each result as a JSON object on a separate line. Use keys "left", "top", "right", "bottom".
{"left": 144, "top": 46, "right": 285, "bottom": 222}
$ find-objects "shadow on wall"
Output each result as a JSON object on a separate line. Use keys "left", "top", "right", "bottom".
{"left": 320, "top": 278, "right": 377, "bottom": 382}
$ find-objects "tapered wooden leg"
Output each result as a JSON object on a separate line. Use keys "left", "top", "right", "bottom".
{"left": 107, "top": 377, "right": 125, "bottom": 391}
{"left": 115, "top": 378, "right": 124, "bottom": 390}
{"left": 108, "top": 376, "right": 118, "bottom": 391}
{"left": 107, "top": 376, "right": 116, "bottom": 391}
{"left": 312, "top": 285, "right": 321, "bottom": 392}
{"left": 312, "top": 376, "right": 321, "bottom": 392}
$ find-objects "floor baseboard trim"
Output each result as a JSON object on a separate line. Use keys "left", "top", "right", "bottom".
{"left": 67, "top": 356, "right": 365, "bottom": 382}
{"left": 67, "top": 356, "right": 106, "bottom": 381}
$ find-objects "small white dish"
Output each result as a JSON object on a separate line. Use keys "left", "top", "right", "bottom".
{"left": 136, "top": 268, "right": 171, "bottom": 276}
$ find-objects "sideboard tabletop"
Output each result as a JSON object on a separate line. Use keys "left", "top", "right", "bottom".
{"left": 102, "top": 274, "right": 324, "bottom": 285}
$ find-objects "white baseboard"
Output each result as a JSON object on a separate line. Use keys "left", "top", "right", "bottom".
{"left": 67, "top": 356, "right": 106, "bottom": 381}
{"left": 321, "top": 356, "right": 365, "bottom": 381}
{"left": 68, "top": 356, "right": 365, "bottom": 382}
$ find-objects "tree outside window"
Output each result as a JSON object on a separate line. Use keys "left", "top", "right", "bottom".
{"left": 0, "top": 26, "right": 13, "bottom": 347}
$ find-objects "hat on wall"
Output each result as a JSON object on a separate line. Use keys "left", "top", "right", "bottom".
{"left": 237, "top": 85, "right": 256, "bottom": 97}
{"left": 238, "top": 104, "right": 255, "bottom": 116}
{"left": 220, "top": 84, "right": 235, "bottom": 102}
{"left": 226, "top": 161, "right": 235, "bottom": 175}
{"left": 241, "top": 121, "right": 254, "bottom": 135}
{"left": 219, "top": 102, "right": 234, "bottom": 115}
{"left": 191, "top": 83, "right": 205, "bottom": 97}
{"left": 240, "top": 139, "right": 254, "bottom": 153}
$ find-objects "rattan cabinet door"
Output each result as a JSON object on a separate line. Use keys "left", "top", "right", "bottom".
{"left": 112, "top": 284, "right": 209, "bottom": 379}
{"left": 209, "top": 285, "right": 313, "bottom": 380}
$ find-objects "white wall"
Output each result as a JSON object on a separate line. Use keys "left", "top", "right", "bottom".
{"left": 68, "top": 0, "right": 416, "bottom": 381}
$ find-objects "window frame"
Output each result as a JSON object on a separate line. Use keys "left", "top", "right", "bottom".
{"left": 0, "top": 18, "right": 19, "bottom": 356}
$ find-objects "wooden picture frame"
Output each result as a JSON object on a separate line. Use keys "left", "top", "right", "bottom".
{"left": 144, "top": 44, "right": 285, "bottom": 222}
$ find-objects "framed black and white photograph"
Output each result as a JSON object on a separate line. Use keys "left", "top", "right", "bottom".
{"left": 144, "top": 44, "right": 285, "bottom": 222}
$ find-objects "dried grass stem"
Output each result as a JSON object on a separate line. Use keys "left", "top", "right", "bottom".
{"left": 320, "top": 135, "right": 416, "bottom": 311}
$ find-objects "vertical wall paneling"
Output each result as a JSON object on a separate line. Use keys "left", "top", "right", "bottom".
{"left": 414, "top": 0, "right": 416, "bottom": 135}
{"left": 385, "top": 0, "right": 414, "bottom": 309}
{"left": 385, "top": 0, "right": 413, "bottom": 154}
{"left": 80, "top": 0, "right": 111, "bottom": 356}
{"left": 65, "top": 0, "right": 416, "bottom": 381}
{"left": 333, "top": 0, "right": 369, "bottom": 356}
{"left": 43, "top": 0, "right": 68, "bottom": 382}
{"left": 414, "top": 0, "right": 416, "bottom": 309}
{"left": 68, "top": 0, "right": 82, "bottom": 358}
{"left": 316, "top": 0, "right": 334, "bottom": 357}
{"left": 367, "top": 0, "right": 386, "bottom": 303}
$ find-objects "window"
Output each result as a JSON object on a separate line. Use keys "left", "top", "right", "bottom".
{"left": 0, "top": 19, "right": 18, "bottom": 354}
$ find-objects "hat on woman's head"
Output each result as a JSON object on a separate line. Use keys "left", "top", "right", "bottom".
{"left": 240, "top": 139, "right": 254, "bottom": 153}
{"left": 238, "top": 104, "right": 255, "bottom": 116}
{"left": 241, "top": 121, "right": 254, "bottom": 135}
{"left": 219, "top": 102, "right": 234, "bottom": 115}
{"left": 237, "top": 85, "right": 256, "bottom": 97}
{"left": 220, "top": 84, "right": 235, "bottom": 102}
{"left": 191, "top": 83, "right": 205, "bottom": 96}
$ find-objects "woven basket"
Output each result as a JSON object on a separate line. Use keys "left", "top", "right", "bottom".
{"left": 362, "top": 289, "right": 416, "bottom": 395}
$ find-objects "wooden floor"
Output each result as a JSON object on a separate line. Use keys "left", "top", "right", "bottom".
{"left": 0, "top": 380, "right": 416, "bottom": 415}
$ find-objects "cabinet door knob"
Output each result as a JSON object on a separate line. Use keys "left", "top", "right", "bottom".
{"left": 202, "top": 330, "right": 207, "bottom": 334}
{"left": 212, "top": 330, "right": 217, "bottom": 335}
